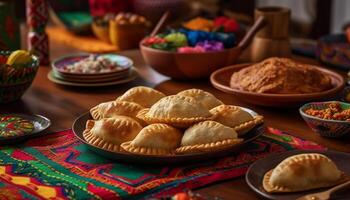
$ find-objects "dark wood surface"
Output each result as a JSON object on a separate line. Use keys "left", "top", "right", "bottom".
{"left": 1, "top": 37, "right": 350, "bottom": 200}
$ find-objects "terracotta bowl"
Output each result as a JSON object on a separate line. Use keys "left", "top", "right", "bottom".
{"left": 140, "top": 45, "right": 246, "bottom": 79}
{"left": 210, "top": 63, "right": 345, "bottom": 107}
{"left": 140, "top": 16, "right": 266, "bottom": 79}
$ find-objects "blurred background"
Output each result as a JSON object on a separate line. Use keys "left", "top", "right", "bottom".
{"left": 6, "top": 0, "right": 350, "bottom": 38}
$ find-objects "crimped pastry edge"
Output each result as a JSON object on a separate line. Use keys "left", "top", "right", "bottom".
{"left": 136, "top": 108, "right": 213, "bottom": 128}
{"left": 234, "top": 115, "right": 264, "bottom": 135}
{"left": 120, "top": 141, "right": 175, "bottom": 156}
{"left": 89, "top": 100, "right": 144, "bottom": 120}
{"left": 175, "top": 138, "right": 243, "bottom": 154}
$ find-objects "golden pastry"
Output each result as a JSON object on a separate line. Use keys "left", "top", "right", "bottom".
{"left": 177, "top": 89, "right": 223, "bottom": 110}
{"left": 176, "top": 121, "right": 243, "bottom": 154}
{"left": 137, "top": 95, "right": 212, "bottom": 128}
{"left": 230, "top": 57, "right": 332, "bottom": 94}
{"left": 83, "top": 116, "right": 142, "bottom": 152}
{"left": 210, "top": 105, "right": 263, "bottom": 135}
{"left": 116, "top": 86, "right": 166, "bottom": 108}
{"left": 90, "top": 100, "right": 144, "bottom": 120}
{"left": 121, "top": 123, "right": 182, "bottom": 155}
{"left": 263, "top": 153, "right": 348, "bottom": 193}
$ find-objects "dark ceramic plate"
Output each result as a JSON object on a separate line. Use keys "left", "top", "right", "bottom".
{"left": 0, "top": 113, "right": 51, "bottom": 143}
{"left": 72, "top": 110, "right": 265, "bottom": 165}
{"left": 246, "top": 150, "right": 350, "bottom": 200}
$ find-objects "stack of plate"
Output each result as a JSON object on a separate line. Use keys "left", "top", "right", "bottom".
{"left": 48, "top": 54, "right": 138, "bottom": 87}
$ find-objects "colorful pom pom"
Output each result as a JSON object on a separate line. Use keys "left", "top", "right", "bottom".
{"left": 214, "top": 16, "right": 239, "bottom": 33}
{"left": 177, "top": 46, "right": 205, "bottom": 53}
{"left": 195, "top": 40, "right": 224, "bottom": 52}
{"left": 150, "top": 43, "right": 177, "bottom": 51}
{"left": 142, "top": 36, "right": 167, "bottom": 46}
{"left": 179, "top": 29, "right": 236, "bottom": 48}
{"left": 183, "top": 17, "right": 214, "bottom": 32}
{"left": 164, "top": 32, "right": 188, "bottom": 47}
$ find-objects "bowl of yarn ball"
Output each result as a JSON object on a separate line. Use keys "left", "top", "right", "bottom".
{"left": 0, "top": 50, "right": 39, "bottom": 103}
{"left": 140, "top": 16, "right": 265, "bottom": 79}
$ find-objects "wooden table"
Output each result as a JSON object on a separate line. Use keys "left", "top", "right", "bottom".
{"left": 1, "top": 38, "right": 350, "bottom": 200}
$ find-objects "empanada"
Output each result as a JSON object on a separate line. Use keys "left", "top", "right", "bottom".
{"left": 90, "top": 100, "right": 144, "bottom": 120}
{"left": 176, "top": 121, "right": 243, "bottom": 154}
{"left": 263, "top": 153, "right": 348, "bottom": 193}
{"left": 210, "top": 105, "right": 263, "bottom": 135}
{"left": 137, "top": 95, "right": 212, "bottom": 128}
{"left": 177, "top": 89, "right": 223, "bottom": 110}
{"left": 121, "top": 123, "right": 182, "bottom": 155}
{"left": 116, "top": 86, "right": 165, "bottom": 108}
{"left": 83, "top": 116, "right": 142, "bottom": 152}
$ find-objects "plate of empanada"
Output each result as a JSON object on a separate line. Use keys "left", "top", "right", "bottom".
{"left": 246, "top": 150, "right": 350, "bottom": 200}
{"left": 73, "top": 86, "right": 265, "bottom": 164}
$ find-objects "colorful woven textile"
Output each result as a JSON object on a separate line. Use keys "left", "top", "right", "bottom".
{"left": 47, "top": 27, "right": 118, "bottom": 53}
{"left": 0, "top": 127, "right": 324, "bottom": 199}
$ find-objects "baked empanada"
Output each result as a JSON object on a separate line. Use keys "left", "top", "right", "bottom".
{"left": 263, "top": 153, "right": 347, "bottom": 193}
{"left": 176, "top": 121, "right": 243, "bottom": 154}
{"left": 90, "top": 100, "right": 144, "bottom": 120}
{"left": 83, "top": 116, "right": 142, "bottom": 152}
{"left": 137, "top": 95, "right": 212, "bottom": 128}
{"left": 210, "top": 105, "right": 263, "bottom": 135}
{"left": 177, "top": 89, "right": 223, "bottom": 110}
{"left": 121, "top": 123, "right": 182, "bottom": 155}
{"left": 116, "top": 86, "right": 165, "bottom": 108}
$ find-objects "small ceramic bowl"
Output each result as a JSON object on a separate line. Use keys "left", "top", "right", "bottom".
{"left": 0, "top": 51, "right": 39, "bottom": 103}
{"left": 299, "top": 101, "right": 350, "bottom": 138}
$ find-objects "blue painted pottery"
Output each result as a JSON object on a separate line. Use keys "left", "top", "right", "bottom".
{"left": 299, "top": 101, "right": 350, "bottom": 138}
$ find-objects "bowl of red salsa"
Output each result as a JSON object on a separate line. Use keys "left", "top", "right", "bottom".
{"left": 299, "top": 101, "right": 350, "bottom": 137}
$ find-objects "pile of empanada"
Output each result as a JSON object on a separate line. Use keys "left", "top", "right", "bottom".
{"left": 83, "top": 86, "right": 264, "bottom": 156}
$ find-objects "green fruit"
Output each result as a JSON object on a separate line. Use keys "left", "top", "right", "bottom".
{"left": 6, "top": 50, "right": 32, "bottom": 66}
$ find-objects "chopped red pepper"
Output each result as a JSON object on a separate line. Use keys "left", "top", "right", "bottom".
{"left": 142, "top": 37, "right": 167, "bottom": 46}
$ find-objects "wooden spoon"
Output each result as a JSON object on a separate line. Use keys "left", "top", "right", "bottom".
{"left": 150, "top": 11, "right": 170, "bottom": 37}
{"left": 296, "top": 180, "right": 350, "bottom": 200}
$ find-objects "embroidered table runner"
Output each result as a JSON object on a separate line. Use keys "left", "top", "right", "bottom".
{"left": 0, "top": 127, "right": 324, "bottom": 199}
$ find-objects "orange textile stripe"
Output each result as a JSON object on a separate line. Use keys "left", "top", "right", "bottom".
{"left": 0, "top": 166, "right": 62, "bottom": 200}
